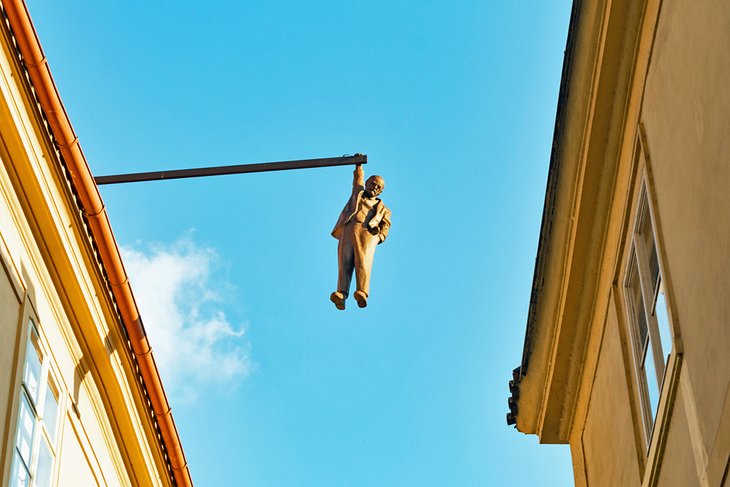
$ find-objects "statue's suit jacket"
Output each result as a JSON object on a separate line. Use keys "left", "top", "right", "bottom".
{"left": 331, "top": 167, "right": 391, "bottom": 244}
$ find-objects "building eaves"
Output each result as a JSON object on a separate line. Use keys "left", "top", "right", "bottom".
{"left": 520, "top": 0, "right": 583, "bottom": 379}
{"left": 507, "top": 0, "right": 583, "bottom": 426}
{"left": 0, "top": 1, "right": 192, "bottom": 485}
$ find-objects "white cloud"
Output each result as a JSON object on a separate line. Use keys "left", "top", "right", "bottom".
{"left": 120, "top": 237, "right": 254, "bottom": 402}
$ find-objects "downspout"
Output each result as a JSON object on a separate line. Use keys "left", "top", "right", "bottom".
{"left": 1, "top": 1, "right": 193, "bottom": 485}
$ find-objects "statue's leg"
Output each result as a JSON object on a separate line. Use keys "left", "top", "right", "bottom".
{"left": 337, "top": 224, "right": 356, "bottom": 297}
{"left": 353, "top": 224, "right": 378, "bottom": 298}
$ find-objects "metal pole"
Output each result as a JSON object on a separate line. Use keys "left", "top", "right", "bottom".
{"left": 94, "top": 154, "right": 367, "bottom": 185}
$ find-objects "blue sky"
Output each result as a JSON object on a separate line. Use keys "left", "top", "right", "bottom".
{"left": 30, "top": 1, "right": 573, "bottom": 485}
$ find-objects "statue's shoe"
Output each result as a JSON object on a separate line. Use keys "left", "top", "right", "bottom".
{"left": 354, "top": 290, "right": 368, "bottom": 308}
{"left": 330, "top": 292, "right": 346, "bottom": 310}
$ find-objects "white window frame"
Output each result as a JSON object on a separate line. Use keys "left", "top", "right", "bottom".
{"left": 8, "top": 316, "right": 63, "bottom": 487}
{"left": 622, "top": 175, "right": 675, "bottom": 450}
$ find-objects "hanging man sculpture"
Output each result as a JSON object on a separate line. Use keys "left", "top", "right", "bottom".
{"left": 330, "top": 164, "right": 391, "bottom": 310}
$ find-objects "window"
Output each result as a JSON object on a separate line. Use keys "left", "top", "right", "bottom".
{"left": 623, "top": 185, "right": 673, "bottom": 447}
{"left": 9, "top": 321, "right": 62, "bottom": 487}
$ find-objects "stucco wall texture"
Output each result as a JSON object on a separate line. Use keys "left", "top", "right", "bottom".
{"left": 582, "top": 305, "right": 641, "bottom": 486}
{"left": 579, "top": 0, "right": 730, "bottom": 484}
{"left": 643, "top": 0, "right": 730, "bottom": 483}
{"left": 644, "top": 0, "right": 730, "bottom": 457}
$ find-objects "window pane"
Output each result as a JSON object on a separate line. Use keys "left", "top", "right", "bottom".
{"left": 43, "top": 380, "right": 60, "bottom": 443}
{"left": 15, "top": 393, "right": 35, "bottom": 466}
{"left": 640, "top": 204, "right": 660, "bottom": 293}
{"left": 640, "top": 206, "right": 656, "bottom": 274}
{"left": 628, "top": 259, "right": 648, "bottom": 346}
{"left": 23, "top": 328, "right": 43, "bottom": 405}
{"left": 648, "top": 243, "right": 660, "bottom": 293}
{"left": 636, "top": 295, "right": 649, "bottom": 353}
{"left": 644, "top": 338, "right": 660, "bottom": 421}
{"left": 35, "top": 437, "right": 55, "bottom": 487}
{"left": 655, "top": 281, "right": 672, "bottom": 367}
{"left": 10, "top": 451, "right": 30, "bottom": 487}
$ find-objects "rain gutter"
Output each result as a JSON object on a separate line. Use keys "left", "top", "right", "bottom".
{"left": 2, "top": 1, "right": 192, "bottom": 485}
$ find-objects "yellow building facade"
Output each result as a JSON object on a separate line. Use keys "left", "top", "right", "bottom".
{"left": 0, "top": 1, "right": 191, "bottom": 485}
{"left": 510, "top": 0, "right": 730, "bottom": 485}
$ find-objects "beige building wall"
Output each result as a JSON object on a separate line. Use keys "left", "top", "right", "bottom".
{"left": 0, "top": 244, "right": 23, "bottom": 475}
{"left": 0, "top": 145, "right": 129, "bottom": 486}
{"left": 513, "top": 0, "right": 730, "bottom": 485}
{"left": 581, "top": 299, "right": 641, "bottom": 486}
{"left": 642, "top": 1, "right": 730, "bottom": 481}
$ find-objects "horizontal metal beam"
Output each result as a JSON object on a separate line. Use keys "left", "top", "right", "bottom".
{"left": 94, "top": 154, "right": 367, "bottom": 185}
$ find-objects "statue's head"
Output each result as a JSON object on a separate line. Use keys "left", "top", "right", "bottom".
{"left": 365, "top": 175, "right": 385, "bottom": 197}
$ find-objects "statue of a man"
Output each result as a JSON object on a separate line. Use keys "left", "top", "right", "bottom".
{"left": 330, "top": 164, "right": 391, "bottom": 310}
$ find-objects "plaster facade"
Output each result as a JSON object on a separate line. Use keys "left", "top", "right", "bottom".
{"left": 511, "top": 0, "right": 730, "bottom": 485}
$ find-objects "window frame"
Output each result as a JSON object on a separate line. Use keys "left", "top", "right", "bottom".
{"left": 616, "top": 132, "right": 683, "bottom": 483}
{"left": 6, "top": 307, "right": 64, "bottom": 487}
{"left": 623, "top": 185, "right": 673, "bottom": 445}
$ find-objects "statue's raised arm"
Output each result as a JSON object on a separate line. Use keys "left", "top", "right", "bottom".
{"left": 353, "top": 164, "right": 365, "bottom": 192}
{"left": 330, "top": 166, "right": 391, "bottom": 310}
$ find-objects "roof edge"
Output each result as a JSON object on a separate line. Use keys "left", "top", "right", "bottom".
{"left": 519, "top": 0, "right": 583, "bottom": 379}
{"left": 1, "top": 1, "right": 192, "bottom": 485}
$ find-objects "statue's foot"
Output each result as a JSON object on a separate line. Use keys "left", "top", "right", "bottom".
{"left": 354, "top": 290, "right": 368, "bottom": 308}
{"left": 330, "top": 292, "right": 346, "bottom": 310}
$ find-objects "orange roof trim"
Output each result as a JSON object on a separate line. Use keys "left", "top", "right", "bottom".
{"left": 2, "top": 1, "right": 192, "bottom": 485}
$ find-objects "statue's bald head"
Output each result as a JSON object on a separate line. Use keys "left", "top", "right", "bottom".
{"left": 365, "top": 175, "right": 385, "bottom": 197}
{"left": 367, "top": 175, "right": 385, "bottom": 188}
